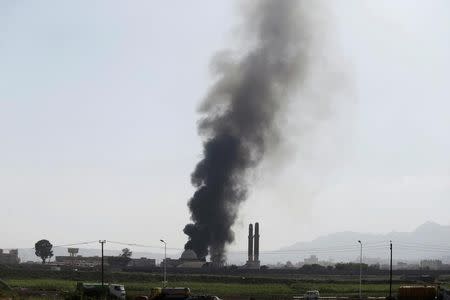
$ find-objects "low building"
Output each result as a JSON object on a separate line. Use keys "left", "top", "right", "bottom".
{"left": 162, "top": 258, "right": 181, "bottom": 268}
{"left": 0, "top": 249, "right": 19, "bottom": 264}
{"left": 397, "top": 262, "right": 409, "bottom": 270}
{"left": 304, "top": 255, "right": 319, "bottom": 265}
{"left": 162, "top": 250, "right": 206, "bottom": 269}
{"left": 177, "top": 249, "right": 206, "bottom": 268}
{"left": 128, "top": 257, "right": 156, "bottom": 268}
{"left": 0, "top": 249, "right": 20, "bottom": 264}
{"left": 420, "top": 259, "right": 443, "bottom": 270}
{"left": 55, "top": 255, "right": 102, "bottom": 267}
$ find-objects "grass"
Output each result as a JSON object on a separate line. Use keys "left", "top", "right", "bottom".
{"left": 5, "top": 278, "right": 402, "bottom": 298}
{"left": 7, "top": 272, "right": 450, "bottom": 299}
{"left": 6, "top": 279, "right": 77, "bottom": 291}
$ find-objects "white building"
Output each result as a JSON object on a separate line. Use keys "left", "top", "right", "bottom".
{"left": 304, "top": 255, "right": 319, "bottom": 265}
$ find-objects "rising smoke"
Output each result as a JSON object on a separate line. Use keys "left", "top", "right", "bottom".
{"left": 184, "top": 1, "right": 323, "bottom": 263}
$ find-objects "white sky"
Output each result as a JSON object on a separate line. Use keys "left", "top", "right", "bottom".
{"left": 1, "top": 1, "right": 449, "bottom": 254}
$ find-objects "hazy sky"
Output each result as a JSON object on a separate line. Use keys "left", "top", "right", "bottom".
{"left": 1, "top": 1, "right": 449, "bottom": 255}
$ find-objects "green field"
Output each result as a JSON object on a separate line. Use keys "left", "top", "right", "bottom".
{"left": 3, "top": 269, "right": 450, "bottom": 300}
{"left": 5, "top": 278, "right": 402, "bottom": 298}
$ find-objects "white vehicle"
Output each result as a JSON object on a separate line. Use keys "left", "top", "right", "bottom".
{"left": 109, "top": 284, "right": 126, "bottom": 299}
{"left": 76, "top": 282, "right": 126, "bottom": 299}
{"left": 304, "top": 290, "right": 320, "bottom": 300}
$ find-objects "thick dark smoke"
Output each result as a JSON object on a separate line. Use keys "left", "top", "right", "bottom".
{"left": 184, "top": 1, "right": 319, "bottom": 263}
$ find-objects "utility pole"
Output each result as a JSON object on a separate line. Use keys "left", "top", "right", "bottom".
{"left": 160, "top": 239, "right": 167, "bottom": 287}
{"left": 99, "top": 240, "right": 106, "bottom": 287}
{"left": 389, "top": 241, "right": 393, "bottom": 299}
{"left": 358, "top": 240, "right": 362, "bottom": 299}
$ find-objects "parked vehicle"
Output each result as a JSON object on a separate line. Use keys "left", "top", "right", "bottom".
{"left": 136, "top": 287, "right": 190, "bottom": 300}
{"left": 304, "top": 290, "right": 320, "bottom": 300}
{"left": 76, "top": 282, "right": 126, "bottom": 300}
{"left": 398, "top": 285, "right": 437, "bottom": 300}
{"left": 189, "top": 296, "right": 222, "bottom": 300}
{"left": 438, "top": 287, "right": 450, "bottom": 300}
{"left": 135, "top": 287, "right": 222, "bottom": 300}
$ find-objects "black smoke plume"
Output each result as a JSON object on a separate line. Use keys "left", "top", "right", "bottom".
{"left": 184, "top": 1, "right": 319, "bottom": 263}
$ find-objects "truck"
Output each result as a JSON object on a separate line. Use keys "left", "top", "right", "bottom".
{"left": 398, "top": 285, "right": 437, "bottom": 300}
{"left": 135, "top": 287, "right": 221, "bottom": 300}
{"left": 76, "top": 282, "right": 126, "bottom": 300}
{"left": 135, "top": 287, "right": 190, "bottom": 300}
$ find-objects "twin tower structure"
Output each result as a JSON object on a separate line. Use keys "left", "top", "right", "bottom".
{"left": 246, "top": 222, "right": 260, "bottom": 269}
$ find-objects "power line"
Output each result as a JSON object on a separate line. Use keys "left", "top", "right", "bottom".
{"left": 230, "top": 244, "right": 389, "bottom": 254}
{"left": 394, "top": 243, "right": 450, "bottom": 250}
{"left": 53, "top": 241, "right": 98, "bottom": 248}
{"left": 6, "top": 240, "right": 450, "bottom": 256}
{"left": 3, "top": 241, "right": 101, "bottom": 251}
{"left": 107, "top": 240, "right": 183, "bottom": 251}
{"left": 393, "top": 246, "right": 450, "bottom": 253}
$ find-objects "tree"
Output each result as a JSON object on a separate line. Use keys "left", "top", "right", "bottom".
{"left": 285, "top": 261, "right": 294, "bottom": 268}
{"left": 301, "top": 264, "right": 327, "bottom": 273}
{"left": 335, "top": 262, "right": 368, "bottom": 273}
{"left": 108, "top": 248, "right": 133, "bottom": 268}
{"left": 35, "top": 239, "right": 53, "bottom": 264}
{"left": 120, "top": 248, "right": 132, "bottom": 259}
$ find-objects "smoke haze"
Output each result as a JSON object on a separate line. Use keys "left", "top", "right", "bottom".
{"left": 184, "top": 1, "right": 326, "bottom": 262}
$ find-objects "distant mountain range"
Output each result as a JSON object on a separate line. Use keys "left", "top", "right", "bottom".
{"left": 277, "top": 221, "right": 450, "bottom": 264}
{"left": 15, "top": 222, "right": 450, "bottom": 265}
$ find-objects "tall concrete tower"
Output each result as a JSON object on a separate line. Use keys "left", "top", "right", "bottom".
{"left": 248, "top": 223, "right": 254, "bottom": 262}
{"left": 245, "top": 222, "right": 260, "bottom": 269}
{"left": 254, "top": 222, "right": 260, "bottom": 263}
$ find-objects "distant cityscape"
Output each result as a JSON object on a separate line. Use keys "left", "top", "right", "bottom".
{"left": 2, "top": 248, "right": 450, "bottom": 271}
{"left": 266, "top": 255, "right": 450, "bottom": 271}
{"left": 2, "top": 222, "right": 449, "bottom": 271}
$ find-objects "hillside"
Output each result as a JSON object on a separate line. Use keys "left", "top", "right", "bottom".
{"left": 15, "top": 222, "right": 450, "bottom": 265}
{"left": 279, "top": 221, "right": 450, "bottom": 264}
